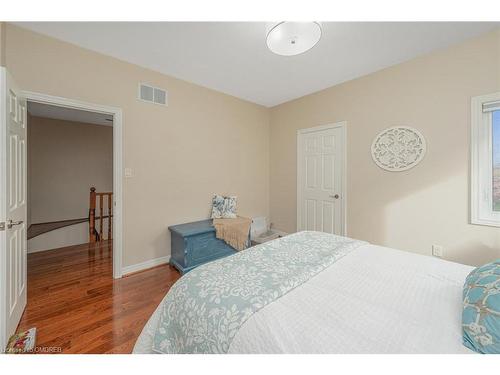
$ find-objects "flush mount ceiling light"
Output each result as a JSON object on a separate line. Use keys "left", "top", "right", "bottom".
{"left": 266, "top": 22, "right": 322, "bottom": 56}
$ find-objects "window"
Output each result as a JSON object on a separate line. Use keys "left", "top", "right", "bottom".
{"left": 471, "top": 92, "right": 500, "bottom": 226}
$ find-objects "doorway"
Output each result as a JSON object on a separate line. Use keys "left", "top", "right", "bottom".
{"left": 297, "top": 122, "right": 346, "bottom": 235}
{"left": 23, "top": 91, "right": 123, "bottom": 280}
{"left": 0, "top": 68, "right": 123, "bottom": 349}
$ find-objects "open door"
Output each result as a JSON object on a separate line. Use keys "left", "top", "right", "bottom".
{"left": 0, "top": 67, "right": 27, "bottom": 350}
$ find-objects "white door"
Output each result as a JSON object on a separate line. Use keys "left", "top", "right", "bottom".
{"left": 0, "top": 68, "right": 27, "bottom": 350}
{"left": 297, "top": 123, "right": 345, "bottom": 235}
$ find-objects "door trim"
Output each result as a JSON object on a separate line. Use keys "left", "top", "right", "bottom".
{"left": 297, "top": 121, "right": 347, "bottom": 236}
{"left": 0, "top": 68, "right": 7, "bottom": 350}
{"left": 22, "top": 91, "right": 124, "bottom": 279}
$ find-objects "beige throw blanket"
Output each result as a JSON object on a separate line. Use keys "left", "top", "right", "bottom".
{"left": 213, "top": 216, "right": 251, "bottom": 251}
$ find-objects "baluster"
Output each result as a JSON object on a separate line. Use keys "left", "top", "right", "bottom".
{"left": 99, "top": 194, "right": 104, "bottom": 241}
{"left": 89, "top": 187, "right": 96, "bottom": 243}
{"left": 108, "top": 193, "right": 113, "bottom": 240}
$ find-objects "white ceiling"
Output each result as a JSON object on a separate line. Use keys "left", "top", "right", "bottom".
{"left": 16, "top": 22, "right": 499, "bottom": 107}
{"left": 28, "top": 102, "right": 113, "bottom": 126}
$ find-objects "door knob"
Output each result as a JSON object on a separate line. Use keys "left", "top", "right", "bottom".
{"left": 329, "top": 194, "right": 340, "bottom": 199}
{"left": 7, "top": 219, "right": 23, "bottom": 229}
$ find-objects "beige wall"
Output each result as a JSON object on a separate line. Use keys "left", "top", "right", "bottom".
{"left": 5, "top": 24, "right": 270, "bottom": 267}
{"left": 27, "top": 116, "right": 113, "bottom": 252}
{"left": 5, "top": 23, "right": 499, "bottom": 268}
{"left": 270, "top": 29, "right": 500, "bottom": 266}
{"left": 0, "top": 22, "right": 5, "bottom": 67}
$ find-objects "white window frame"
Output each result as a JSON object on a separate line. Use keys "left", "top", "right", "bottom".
{"left": 471, "top": 91, "right": 500, "bottom": 227}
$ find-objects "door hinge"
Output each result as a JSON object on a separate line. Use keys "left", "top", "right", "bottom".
{"left": 0, "top": 222, "right": 5, "bottom": 231}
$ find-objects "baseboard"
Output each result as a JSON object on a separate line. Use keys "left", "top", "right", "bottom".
{"left": 122, "top": 255, "right": 170, "bottom": 276}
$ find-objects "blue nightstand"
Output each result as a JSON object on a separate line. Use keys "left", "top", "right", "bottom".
{"left": 169, "top": 219, "right": 237, "bottom": 274}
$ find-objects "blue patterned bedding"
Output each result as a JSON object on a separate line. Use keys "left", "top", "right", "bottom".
{"left": 152, "top": 231, "right": 366, "bottom": 354}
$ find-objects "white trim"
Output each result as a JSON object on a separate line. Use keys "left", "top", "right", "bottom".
{"left": 21, "top": 91, "right": 124, "bottom": 278}
{"left": 122, "top": 256, "right": 170, "bottom": 276}
{"left": 0, "top": 67, "right": 7, "bottom": 351}
{"left": 471, "top": 91, "right": 500, "bottom": 227}
{"left": 297, "top": 122, "right": 346, "bottom": 135}
{"left": 296, "top": 121, "right": 347, "bottom": 236}
{"left": 483, "top": 100, "right": 500, "bottom": 113}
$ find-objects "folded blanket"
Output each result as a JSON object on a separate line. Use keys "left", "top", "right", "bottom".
{"left": 152, "top": 231, "right": 367, "bottom": 353}
{"left": 213, "top": 216, "right": 251, "bottom": 251}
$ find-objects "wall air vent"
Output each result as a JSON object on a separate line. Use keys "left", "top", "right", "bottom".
{"left": 138, "top": 83, "right": 168, "bottom": 106}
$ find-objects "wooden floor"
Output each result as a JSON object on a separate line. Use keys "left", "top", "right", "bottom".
{"left": 16, "top": 241, "right": 180, "bottom": 354}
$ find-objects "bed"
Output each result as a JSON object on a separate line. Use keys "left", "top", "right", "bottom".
{"left": 134, "top": 231, "right": 473, "bottom": 354}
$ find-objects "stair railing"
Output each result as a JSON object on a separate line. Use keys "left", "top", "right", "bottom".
{"left": 89, "top": 187, "right": 113, "bottom": 243}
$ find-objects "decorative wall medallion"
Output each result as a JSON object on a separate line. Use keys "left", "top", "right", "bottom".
{"left": 371, "top": 126, "right": 426, "bottom": 171}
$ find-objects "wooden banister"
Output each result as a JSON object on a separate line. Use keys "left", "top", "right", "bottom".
{"left": 89, "top": 187, "right": 96, "bottom": 243}
{"left": 89, "top": 187, "right": 113, "bottom": 243}
{"left": 99, "top": 194, "right": 104, "bottom": 241}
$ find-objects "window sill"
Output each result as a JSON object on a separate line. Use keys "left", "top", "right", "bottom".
{"left": 470, "top": 217, "right": 500, "bottom": 228}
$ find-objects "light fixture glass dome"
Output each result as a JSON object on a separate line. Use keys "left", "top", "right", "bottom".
{"left": 266, "top": 22, "right": 322, "bottom": 56}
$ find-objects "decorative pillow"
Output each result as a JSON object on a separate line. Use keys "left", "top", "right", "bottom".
{"left": 222, "top": 196, "right": 237, "bottom": 218}
{"left": 211, "top": 194, "right": 225, "bottom": 218}
{"left": 211, "top": 194, "right": 237, "bottom": 219}
{"left": 462, "top": 260, "right": 500, "bottom": 354}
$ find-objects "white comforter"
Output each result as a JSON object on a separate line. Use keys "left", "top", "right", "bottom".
{"left": 133, "top": 243, "right": 473, "bottom": 354}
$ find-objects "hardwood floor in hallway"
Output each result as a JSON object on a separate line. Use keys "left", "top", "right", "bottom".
{"left": 16, "top": 241, "right": 180, "bottom": 353}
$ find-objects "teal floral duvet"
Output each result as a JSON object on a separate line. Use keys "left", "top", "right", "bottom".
{"left": 152, "top": 231, "right": 366, "bottom": 354}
